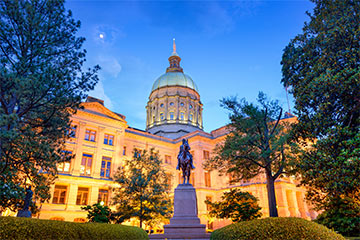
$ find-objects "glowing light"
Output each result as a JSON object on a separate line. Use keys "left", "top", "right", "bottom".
{"left": 100, "top": 201, "right": 104, "bottom": 206}
{"left": 99, "top": 34, "right": 104, "bottom": 39}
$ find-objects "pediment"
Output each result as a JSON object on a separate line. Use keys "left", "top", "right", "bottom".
{"left": 79, "top": 102, "right": 126, "bottom": 123}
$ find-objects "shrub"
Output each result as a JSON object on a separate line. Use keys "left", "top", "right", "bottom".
{"left": 0, "top": 216, "right": 148, "bottom": 240}
{"left": 211, "top": 217, "right": 345, "bottom": 240}
{"left": 81, "top": 203, "right": 111, "bottom": 223}
{"left": 315, "top": 197, "right": 360, "bottom": 237}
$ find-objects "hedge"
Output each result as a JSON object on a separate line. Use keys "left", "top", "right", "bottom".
{"left": 0, "top": 216, "right": 148, "bottom": 240}
{"left": 211, "top": 217, "right": 345, "bottom": 240}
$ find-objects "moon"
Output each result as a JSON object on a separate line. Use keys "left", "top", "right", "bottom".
{"left": 99, "top": 33, "right": 104, "bottom": 39}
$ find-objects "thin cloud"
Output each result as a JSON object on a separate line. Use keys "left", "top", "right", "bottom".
{"left": 88, "top": 76, "right": 114, "bottom": 110}
{"left": 97, "top": 55, "right": 122, "bottom": 78}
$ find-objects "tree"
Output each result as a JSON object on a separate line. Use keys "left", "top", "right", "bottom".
{"left": 204, "top": 92, "right": 297, "bottom": 217}
{"left": 112, "top": 149, "right": 172, "bottom": 229}
{"left": 0, "top": 0, "right": 99, "bottom": 212}
{"left": 81, "top": 203, "right": 111, "bottom": 223}
{"left": 205, "top": 188, "right": 262, "bottom": 222}
{"left": 281, "top": 0, "right": 360, "bottom": 234}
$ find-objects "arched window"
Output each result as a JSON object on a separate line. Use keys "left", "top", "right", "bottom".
{"left": 170, "top": 112, "right": 174, "bottom": 120}
{"left": 180, "top": 112, "right": 185, "bottom": 120}
{"left": 160, "top": 113, "right": 165, "bottom": 120}
{"left": 189, "top": 114, "right": 193, "bottom": 121}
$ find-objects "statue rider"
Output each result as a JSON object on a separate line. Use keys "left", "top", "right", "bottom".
{"left": 176, "top": 139, "right": 195, "bottom": 170}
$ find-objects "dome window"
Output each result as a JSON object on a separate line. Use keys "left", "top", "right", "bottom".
{"left": 180, "top": 112, "right": 185, "bottom": 120}
{"left": 160, "top": 113, "right": 165, "bottom": 121}
{"left": 170, "top": 102, "right": 174, "bottom": 106}
{"left": 160, "top": 103, "right": 164, "bottom": 108}
{"left": 189, "top": 114, "right": 193, "bottom": 121}
{"left": 189, "top": 104, "right": 193, "bottom": 109}
{"left": 180, "top": 102, "right": 184, "bottom": 107}
{"left": 170, "top": 112, "right": 174, "bottom": 120}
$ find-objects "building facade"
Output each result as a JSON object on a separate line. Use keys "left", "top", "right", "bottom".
{"left": 15, "top": 43, "right": 318, "bottom": 229}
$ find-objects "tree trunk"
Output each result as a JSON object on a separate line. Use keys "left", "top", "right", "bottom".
{"left": 266, "top": 169, "right": 278, "bottom": 217}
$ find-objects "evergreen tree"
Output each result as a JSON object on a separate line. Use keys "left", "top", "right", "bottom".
{"left": 82, "top": 203, "right": 111, "bottom": 223}
{"left": 112, "top": 149, "right": 172, "bottom": 229}
{"left": 205, "top": 188, "right": 262, "bottom": 222}
{"left": 281, "top": 0, "right": 360, "bottom": 234}
{"left": 204, "top": 92, "right": 297, "bottom": 217}
{"left": 0, "top": 0, "right": 99, "bottom": 212}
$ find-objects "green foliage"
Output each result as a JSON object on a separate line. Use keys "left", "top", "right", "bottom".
{"left": 281, "top": 0, "right": 360, "bottom": 233}
{"left": 0, "top": 216, "right": 148, "bottom": 240}
{"left": 315, "top": 197, "right": 360, "bottom": 237}
{"left": 205, "top": 188, "right": 262, "bottom": 222}
{"left": 0, "top": 0, "right": 98, "bottom": 212}
{"left": 204, "top": 92, "right": 298, "bottom": 217}
{"left": 210, "top": 217, "right": 345, "bottom": 240}
{"left": 112, "top": 149, "right": 172, "bottom": 229}
{"left": 81, "top": 203, "right": 111, "bottom": 223}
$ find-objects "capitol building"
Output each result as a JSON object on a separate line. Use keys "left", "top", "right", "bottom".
{"left": 34, "top": 43, "right": 317, "bottom": 230}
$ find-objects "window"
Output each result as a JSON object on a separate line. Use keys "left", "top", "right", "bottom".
{"left": 160, "top": 103, "right": 164, "bottom": 107}
{"left": 190, "top": 172, "right": 195, "bottom": 186}
{"left": 80, "top": 154, "right": 93, "bottom": 176}
{"left": 104, "top": 134, "right": 114, "bottom": 145}
{"left": 100, "top": 156, "right": 112, "bottom": 178}
{"left": 207, "top": 221, "right": 213, "bottom": 230}
{"left": 98, "top": 189, "right": 109, "bottom": 206}
{"left": 76, "top": 187, "right": 89, "bottom": 205}
{"left": 205, "top": 171, "right": 211, "bottom": 187}
{"left": 180, "top": 112, "right": 184, "bottom": 120}
{"left": 52, "top": 185, "right": 67, "bottom": 204}
{"left": 166, "top": 173, "right": 172, "bottom": 188}
{"left": 169, "top": 102, "right": 174, "bottom": 106}
{"left": 165, "top": 155, "right": 171, "bottom": 164}
{"left": 189, "top": 114, "right": 193, "bottom": 121}
{"left": 203, "top": 150, "right": 210, "bottom": 161}
{"left": 180, "top": 102, "right": 184, "bottom": 107}
{"left": 69, "top": 125, "right": 77, "bottom": 138}
{"left": 123, "top": 146, "right": 127, "bottom": 155}
{"left": 57, "top": 151, "right": 72, "bottom": 173}
{"left": 189, "top": 104, "right": 193, "bottom": 109}
{"left": 160, "top": 113, "right": 165, "bottom": 120}
{"left": 169, "top": 112, "right": 174, "bottom": 120}
{"left": 85, "top": 129, "right": 96, "bottom": 142}
{"left": 206, "top": 196, "right": 212, "bottom": 211}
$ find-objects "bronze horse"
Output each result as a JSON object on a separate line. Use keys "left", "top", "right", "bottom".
{"left": 176, "top": 139, "right": 195, "bottom": 185}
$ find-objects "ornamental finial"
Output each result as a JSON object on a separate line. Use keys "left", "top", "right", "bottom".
{"left": 173, "top": 38, "right": 176, "bottom": 54}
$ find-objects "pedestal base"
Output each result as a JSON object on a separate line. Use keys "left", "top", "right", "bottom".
{"left": 149, "top": 184, "right": 210, "bottom": 240}
{"left": 17, "top": 210, "right": 32, "bottom": 218}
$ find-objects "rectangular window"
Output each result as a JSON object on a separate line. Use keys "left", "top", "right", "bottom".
{"left": 57, "top": 151, "right": 72, "bottom": 173}
{"left": 206, "top": 196, "right": 212, "bottom": 211}
{"left": 76, "top": 187, "right": 89, "bottom": 205}
{"left": 69, "top": 125, "right": 77, "bottom": 138}
{"left": 166, "top": 173, "right": 172, "bottom": 189}
{"left": 205, "top": 171, "right": 211, "bottom": 187}
{"left": 85, "top": 129, "right": 96, "bottom": 142}
{"left": 169, "top": 112, "right": 174, "bottom": 120}
{"left": 52, "top": 185, "right": 67, "bottom": 204}
{"left": 103, "top": 134, "right": 114, "bottom": 145}
{"left": 203, "top": 150, "right": 210, "bottom": 161}
{"left": 207, "top": 221, "right": 213, "bottom": 230}
{"left": 123, "top": 146, "right": 127, "bottom": 155}
{"left": 98, "top": 189, "right": 109, "bottom": 206}
{"left": 100, "top": 156, "right": 112, "bottom": 178}
{"left": 189, "top": 114, "right": 193, "bottom": 121}
{"left": 190, "top": 172, "right": 195, "bottom": 186}
{"left": 180, "top": 112, "right": 185, "bottom": 120}
{"left": 80, "top": 153, "right": 92, "bottom": 176}
{"left": 165, "top": 155, "right": 171, "bottom": 164}
{"left": 160, "top": 112, "right": 165, "bottom": 120}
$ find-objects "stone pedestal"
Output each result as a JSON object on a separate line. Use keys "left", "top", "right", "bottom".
{"left": 150, "top": 184, "right": 210, "bottom": 240}
{"left": 17, "top": 210, "right": 32, "bottom": 218}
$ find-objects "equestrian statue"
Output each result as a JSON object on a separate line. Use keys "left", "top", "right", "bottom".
{"left": 176, "top": 139, "right": 195, "bottom": 185}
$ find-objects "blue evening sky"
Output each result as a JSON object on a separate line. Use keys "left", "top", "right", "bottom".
{"left": 65, "top": 0, "right": 314, "bottom": 132}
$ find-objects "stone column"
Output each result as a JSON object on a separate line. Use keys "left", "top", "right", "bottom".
{"left": 276, "top": 186, "right": 290, "bottom": 217}
{"left": 89, "top": 186, "right": 99, "bottom": 205}
{"left": 93, "top": 126, "right": 105, "bottom": 178}
{"left": 72, "top": 121, "right": 86, "bottom": 176}
{"left": 67, "top": 184, "right": 78, "bottom": 208}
